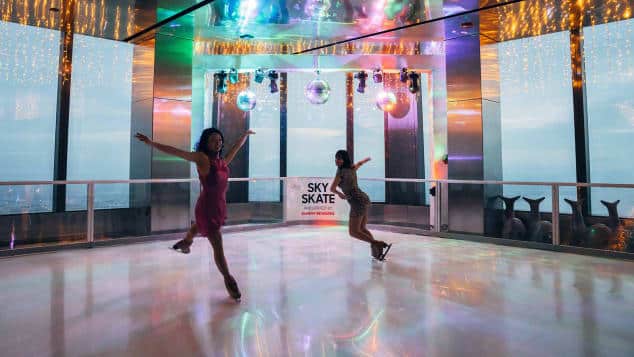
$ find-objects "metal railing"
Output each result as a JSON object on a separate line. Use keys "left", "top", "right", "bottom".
{"left": 1, "top": 177, "right": 633, "bottom": 251}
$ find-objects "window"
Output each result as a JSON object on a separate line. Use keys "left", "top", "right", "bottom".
{"left": 66, "top": 35, "right": 134, "bottom": 210}
{"left": 287, "top": 72, "right": 346, "bottom": 177}
{"left": 0, "top": 22, "right": 60, "bottom": 214}
{"left": 498, "top": 31, "right": 576, "bottom": 212}
{"left": 584, "top": 19, "right": 634, "bottom": 217}
{"left": 248, "top": 77, "right": 281, "bottom": 201}
{"left": 353, "top": 77, "right": 385, "bottom": 202}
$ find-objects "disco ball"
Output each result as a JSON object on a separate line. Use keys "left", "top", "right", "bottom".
{"left": 236, "top": 90, "right": 257, "bottom": 111}
{"left": 376, "top": 91, "right": 397, "bottom": 112}
{"left": 305, "top": 78, "right": 331, "bottom": 105}
{"left": 391, "top": 88, "right": 412, "bottom": 118}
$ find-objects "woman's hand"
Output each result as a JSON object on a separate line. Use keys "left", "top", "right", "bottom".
{"left": 135, "top": 133, "right": 152, "bottom": 145}
{"left": 337, "top": 192, "right": 347, "bottom": 200}
{"left": 245, "top": 129, "right": 256, "bottom": 135}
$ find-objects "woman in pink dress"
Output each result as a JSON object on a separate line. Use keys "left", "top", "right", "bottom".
{"left": 135, "top": 128, "right": 254, "bottom": 301}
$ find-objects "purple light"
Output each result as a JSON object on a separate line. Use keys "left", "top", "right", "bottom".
{"left": 443, "top": 5, "right": 466, "bottom": 15}
{"left": 10, "top": 222, "right": 15, "bottom": 250}
{"left": 448, "top": 155, "right": 482, "bottom": 161}
{"left": 302, "top": 335, "right": 311, "bottom": 351}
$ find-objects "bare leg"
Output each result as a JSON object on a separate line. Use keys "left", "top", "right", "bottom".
{"left": 207, "top": 229, "right": 231, "bottom": 278}
{"left": 208, "top": 229, "right": 241, "bottom": 300}
{"left": 360, "top": 213, "right": 391, "bottom": 260}
{"left": 360, "top": 214, "right": 374, "bottom": 240}
{"left": 348, "top": 216, "right": 373, "bottom": 243}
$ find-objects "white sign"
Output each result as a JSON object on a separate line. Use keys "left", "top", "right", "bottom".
{"left": 284, "top": 177, "right": 349, "bottom": 222}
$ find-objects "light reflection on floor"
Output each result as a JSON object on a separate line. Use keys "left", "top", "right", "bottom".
{"left": 1, "top": 225, "right": 634, "bottom": 356}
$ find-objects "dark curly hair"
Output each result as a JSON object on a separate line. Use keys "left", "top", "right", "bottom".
{"left": 195, "top": 128, "right": 224, "bottom": 157}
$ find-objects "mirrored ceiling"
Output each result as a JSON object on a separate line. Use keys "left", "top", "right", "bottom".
{"left": 152, "top": 0, "right": 633, "bottom": 55}
{"left": 1, "top": 0, "right": 632, "bottom": 46}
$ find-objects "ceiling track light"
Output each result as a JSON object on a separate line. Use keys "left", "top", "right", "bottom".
{"left": 216, "top": 70, "right": 228, "bottom": 94}
{"left": 268, "top": 70, "right": 279, "bottom": 93}
{"left": 254, "top": 68, "right": 265, "bottom": 83}
{"left": 408, "top": 71, "right": 420, "bottom": 94}
{"left": 372, "top": 68, "right": 383, "bottom": 83}
{"left": 400, "top": 67, "right": 408, "bottom": 83}
{"left": 354, "top": 71, "right": 367, "bottom": 93}
{"left": 229, "top": 68, "right": 239, "bottom": 84}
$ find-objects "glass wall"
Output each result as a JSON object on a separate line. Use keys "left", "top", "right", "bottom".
{"left": 248, "top": 76, "right": 281, "bottom": 201}
{"left": 353, "top": 76, "right": 385, "bottom": 202}
{"left": 498, "top": 31, "right": 576, "bottom": 212}
{"left": 67, "top": 35, "right": 134, "bottom": 210}
{"left": 584, "top": 18, "right": 634, "bottom": 218}
{"left": 0, "top": 22, "right": 60, "bottom": 214}
{"left": 287, "top": 72, "right": 346, "bottom": 177}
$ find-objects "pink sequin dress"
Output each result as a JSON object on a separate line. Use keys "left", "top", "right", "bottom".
{"left": 195, "top": 157, "right": 229, "bottom": 236}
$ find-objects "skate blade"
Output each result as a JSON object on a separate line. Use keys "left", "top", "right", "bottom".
{"left": 378, "top": 244, "right": 392, "bottom": 261}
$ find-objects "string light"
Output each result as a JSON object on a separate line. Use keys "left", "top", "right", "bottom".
{"left": 489, "top": 0, "right": 633, "bottom": 42}
{"left": 193, "top": 39, "right": 430, "bottom": 56}
{"left": 0, "top": 0, "right": 136, "bottom": 39}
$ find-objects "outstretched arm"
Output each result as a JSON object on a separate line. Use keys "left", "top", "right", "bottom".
{"left": 135, "top": 133, "right": 204, "bottom": 164}
{"left": 352, "top": 157, "right": 371, "bottom": 170}
{"left": 224, "top": 129, "right": 255, "bottom": 165}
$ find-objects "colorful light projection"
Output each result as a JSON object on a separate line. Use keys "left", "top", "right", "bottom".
{"left": 237, "top": 0, "right": 258, "bottom": 31}
{"left": 304, "top": 0, "right": 332, "bottom": 19}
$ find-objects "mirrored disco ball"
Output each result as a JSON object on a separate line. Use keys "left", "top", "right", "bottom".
{"left": 391, "top": 88, "right": 411, "bottom": 118}
{"left": 305, "top": 78, "right": 331, "bottom": 104}
{"left": 376, "top": 90, "right": 397, "bottom": 112}
{"left": 236, "top": 90, "right": 257, "bottom": 111}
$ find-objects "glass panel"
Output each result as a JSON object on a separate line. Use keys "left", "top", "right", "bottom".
{"left": 353, "top": 75, "right": 385, "bottom": 202}
{"left": 287, "top": 72, "right": 346, "bottom": 177}
{"left": 0, "top": 22, "right": 60, "bottom": 214}
{"left": 498, "top": 31, "right": 576, "bottom": 213}
{"left": 363, "top": 179, "right": 429, "bottom": 229}
{"left": 0, "top": 184, "right": 54, "bottom": 215}
{"left": 229, "top": 179, "right": 284, "bottom": 225}
{"left": 584, "top": 18, "right": 634, "bottom": 216}
{"left": 248, "top": 76, "right": 281, "bottom": 201}
{"left": 0, "top": 184, "right": 87, "bottom": 250}
{"left": 67, "top": 34, "right": 134, "bottom": 210}
{"left": 94, "top": 180, "right": 284, "bottom": 241}
{"left": 443, "top": 182, "right": 554, "bottom": 243}
{"left": 559, "top": 186, "right": 634, "bottom": 252}
{"left": 94, "top": 182, "right": 153, "bottom": 240}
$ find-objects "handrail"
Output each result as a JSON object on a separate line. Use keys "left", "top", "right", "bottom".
{"left": 1, "top": 177, "right": 633, "bottom": 189}
{"left": 2, "top": 176, "right": 634, "bottom": 255}
{"left": 0, "top": 179, "right": 196, "bottom": 186}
